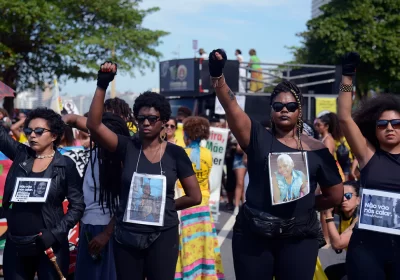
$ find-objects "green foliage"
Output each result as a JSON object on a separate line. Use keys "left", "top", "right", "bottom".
{"left": 292, "top": 0, "right": 400, "bottom": 95}
{"left": 0, "top": 0, "right": 168, "bottom": 90}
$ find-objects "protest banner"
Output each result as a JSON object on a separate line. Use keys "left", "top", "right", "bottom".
{"left": 358, "top": 188, "right": 400, "bottom": 235}
{"left": 206, "top": 127, "right": 229, "bottom": 222}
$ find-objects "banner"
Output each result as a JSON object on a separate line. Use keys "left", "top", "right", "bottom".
{"left": 205, "top": 127, "right": 229, "bottom": 222}
{"left": 315, "top": 97, "right": 337, "bottom": 118}
{"left": 358, "top": 188, "right": 400, "bottom": 235}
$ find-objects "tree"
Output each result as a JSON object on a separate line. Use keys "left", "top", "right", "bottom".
{"left": 291, "top": 0, "right": 400, "bottom": 96}
{"left": 0, "top": 0, "right": 168, "bottom": 112}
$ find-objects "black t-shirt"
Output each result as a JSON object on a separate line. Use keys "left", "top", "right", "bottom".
{"left": 115, "top": 135, "right": 195, "bottom": 232}
{"left": 8, "top": 170, "right": 46, "bottom": 236}
{"left": 361, "top": 150, "right": 400, "bottom": 192}
{"left": 245, "top": 119, "right": 342, "bottom": 219}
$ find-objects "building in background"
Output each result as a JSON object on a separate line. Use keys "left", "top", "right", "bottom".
{"left": 311, "top": 0, "right": 331, "bottom": 19}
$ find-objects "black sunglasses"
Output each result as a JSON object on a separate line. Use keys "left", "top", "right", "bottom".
{"left": 344, "top": 192, "right": 354, "bottom": 200}
{"left": 136, "top": 115, "right": 160, "bottom": 125}
{"left": 272, "top": 102, "right": 299, "bottom": 113}
{"left": 23, "top": 127, "right": 51, "bottom": 136}
{"left": 376, "top": 119, "right": 400, "bottom": 129}
{"left": 165, "top": 124, "right": 176, "bottom": 129}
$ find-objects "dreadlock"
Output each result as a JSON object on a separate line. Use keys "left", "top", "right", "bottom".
{"left": 90, "top": 112, "right": 131, "bottom": 215}
{"left": 270, "top": 80, "right": 305, "bottom": 153}
{"left": 104, "top": 97, "right": 134, "bottom": 122}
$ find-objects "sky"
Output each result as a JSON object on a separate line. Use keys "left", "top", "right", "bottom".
{"left": 61, "top": 0, "right": 312, "bottom": 96}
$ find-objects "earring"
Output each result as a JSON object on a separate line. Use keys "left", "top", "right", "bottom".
{"left": 160, "top": 127, "right": 166, "bottom": 142}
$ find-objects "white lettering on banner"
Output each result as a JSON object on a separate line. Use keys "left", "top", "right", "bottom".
{"left": 215, "top": 95, "right": 246, "bottom": 115}
{"left": 205, "top": 127, "right": 229, "bottom": 222}
{"left": 358, "top": 188, "right": 400, "bottom": 236}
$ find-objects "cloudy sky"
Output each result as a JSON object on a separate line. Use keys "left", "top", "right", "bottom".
{"left": 62, "top": 0, "right": 312, "bottom": 96}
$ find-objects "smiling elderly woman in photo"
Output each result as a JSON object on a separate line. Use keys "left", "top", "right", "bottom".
{"left": 272, "top": 154, "right": 308, "bottom": 204}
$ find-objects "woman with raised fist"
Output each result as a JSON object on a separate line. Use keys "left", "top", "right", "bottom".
{"left": 1, "top": 108, "right": 84, "bottom": 279}
{"left": 338, "top": 52, "right": 400, "bottom": 279}
{"left": 208, "top": 49, "right": 343, "bottom": 280}
{"left": 86, "top": 62, "right": 201, "bottom": 280}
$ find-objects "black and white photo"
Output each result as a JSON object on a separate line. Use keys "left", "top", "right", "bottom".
{"left": 11, "top": 178, "right": 52, "bottom": 203}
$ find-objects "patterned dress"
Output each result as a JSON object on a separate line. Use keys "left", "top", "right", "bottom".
{"left": 175, "top": 147, "right": 224, "bottom": 280}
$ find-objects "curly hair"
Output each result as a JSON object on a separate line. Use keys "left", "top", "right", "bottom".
{"left": 133, "top": 91, "right": 171, "bottom": 122}
{"left": 353, "top": 94, "right": 400, "bottom": 149}
{"left": 183, "top": 116, "right": 210, "bottom": 141}
{"left": 104, "top": 97, "right": 133, "bottom": 122}
{"left": 319, "top": 112, "right": 343, "bottom": 141}
{"left": 24, "top": 107, "right": 65, "bottom": 146}
{"left": 177, "top": 106, "right": 192, "bottom": 118}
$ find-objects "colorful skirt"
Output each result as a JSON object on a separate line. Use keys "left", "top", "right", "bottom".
{"left": 175, "top": 201, "right": 224, "bottom": 280}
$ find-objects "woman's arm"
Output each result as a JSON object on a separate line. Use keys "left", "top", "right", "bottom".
{"left": 89, "top": 217, "right": 115, "bottom": 255}
{"left": 49, "top": 157, "right": 85, "bottom": 245}
{"left": 272, "top": 176, "right": 280, "bottom": 204}
{"left": 324, "top": 210, "right": 357, "bottom": 250}
{"left": 63, "top": 114, "right": 89, "bottom": 133}
{"left": 315, "top": 185, "right": 343, "bottom": 210}
{"left": 209, "top": 50, "right": 251, "bottom": 150}
{"left": 10, "top": 118, "right": 25, "bottom": 141}
{"left": 324, "top": 137, "right": 336, "bottom": 156}
{"left": 175, "top": 175, "right": 202, "bottom": 210}
{"left": 337, "top": 53, "right": 374, "bottom": 168}
{"left": 0, "top": 125, "right": 22, "bottom": 161}
{"left": 87, "top": 62, "right": 119, "bottom": 152}
{"left": 350, "top": 158, "right": 359, "bottom": 180}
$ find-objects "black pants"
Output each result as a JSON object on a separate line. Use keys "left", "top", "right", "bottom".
{"left": 324, "top": 263, "right": 347, "bottom": 280}
{"left": 113, "top": 226, "right": 179, "bottom": 280}
{"left": 3, "top": 238, "right": 69, "bottom": 280}
{"left": 232, "top": 226, "right": 319, "bottom": 280}
{"left": 346, "top": 229, "right": 400, "bottom": 280}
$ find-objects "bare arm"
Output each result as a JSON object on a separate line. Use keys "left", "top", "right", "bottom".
{"left": 315, "top": 184, "right": 344, "bottom": 211}
{"left": 10, "top": 118, "right": 25, "bottom": 140}
{"left": 175, "top": 175, "right": 202, "bottom": 210}
{"left": 272, "top": 176, "right": 280, "bottom": 204}
{"left": 337, "top": 76, "right": 374, "bottom": 168}
{"left": 324, "top": 212, "right": 357, "bottom": 250}
{"left": 211, "top": 52, "right": 251, "bottom": 149}
{"left": 87, "top": 63, "right": 119, "bottom": 152}
{"left": 324, "top": 137, "right": 336, "bottom": 156}
{"left": 63, "top": 114, "right": 89, "bottom": 133}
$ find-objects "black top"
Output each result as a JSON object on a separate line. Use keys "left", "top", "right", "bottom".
{"left": 245, "top": 119, "right": 342, "bottom": 219}
{"left": 115, "top": 135, "right": 195, "bottom": 232}
{"left": 8, "top": 170, "right": 46, "bottom": 236}
{"left": 360, "top": 149, "right": 400, "bottom": 192}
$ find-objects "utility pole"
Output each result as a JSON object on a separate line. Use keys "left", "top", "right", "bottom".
{"left": 111, "top": 46, "right": 116, "bottom": 98}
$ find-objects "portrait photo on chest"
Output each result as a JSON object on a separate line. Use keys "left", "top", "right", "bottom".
{"left": 10, "top": 177, "right": 52, "bottom": 203}
{"left": 268, "top": 152, "right": 310, "bottom": 205}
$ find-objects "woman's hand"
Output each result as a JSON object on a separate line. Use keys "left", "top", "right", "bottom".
{"left": 97, "top": 62, "right": 117, "bottom": 91}
{"left": 208, "top": 49, "right": 227, "bottom": 78}
{"left": 323, "top": 208, "right": 334, "bottom": 219}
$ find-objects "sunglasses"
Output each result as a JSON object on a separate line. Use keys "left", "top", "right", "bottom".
{"left": 376, "top": 119, "right": 400, "bottom": 130}
{"left": 344, "top": 192, "right": 354, "bottom": 200}
{"left": 23, "top": 127, "right": 51, "bottom": 136}
{"left": 272, "top": 102, "right": 299, "bottom": 113}
{"left": 136, "top": 115, "right": 160, "bottom": 125}
{"left": 165, "top": 124, "right": 176, "bottom": 129}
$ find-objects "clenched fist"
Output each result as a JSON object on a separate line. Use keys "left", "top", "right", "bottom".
{"left": 208, "top": 49, "right": 227, "bottom": 78}
{"left": 97, "top": 61, "right": 117, "bottom": 90}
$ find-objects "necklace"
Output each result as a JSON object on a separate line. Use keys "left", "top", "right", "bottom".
{"left": 36, "top": 150, "right": 55, "bottom": 159}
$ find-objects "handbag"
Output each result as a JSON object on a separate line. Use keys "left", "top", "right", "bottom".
{"left": 114, "top": 224, "right": 161, "bottom": 250}
{"left": 8, "top": 233, "right": 40, "bottom": 256}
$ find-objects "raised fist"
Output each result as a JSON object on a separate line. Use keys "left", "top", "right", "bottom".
{"left": 342, "top": 52, "right": 360, "bottom": 77}
{"left": 97, "top": 61, "right": 117, "bottom": 90}
{"left": 208, "top": 49, "right": 227, "bottom": 78}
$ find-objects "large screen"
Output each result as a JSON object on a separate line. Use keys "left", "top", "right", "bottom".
{"left": 160, "top": 59, "right": 196, "bottom": 93}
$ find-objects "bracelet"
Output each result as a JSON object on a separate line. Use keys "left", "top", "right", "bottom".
{"left": 339, "top": 83, "right": 353, "bottom": 92}
{"left": 211, "top": 74, "right": 225, "bottom": 88}
{"left": 325, "top": 218, "right": 334, "bottom": 223}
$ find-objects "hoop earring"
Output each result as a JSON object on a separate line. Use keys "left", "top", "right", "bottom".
{"left": 159, "top": 128, "right": 166, "bottom": 142}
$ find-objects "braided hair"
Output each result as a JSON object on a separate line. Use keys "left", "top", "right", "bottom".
{"left": 104, "top": 97, "right": 134, "bottom": 122}
{"left": 90, "top": 112, "right": 130, "bottom": 215}
{"left": 270, "top": 80, "right": 304, "bottom": 149}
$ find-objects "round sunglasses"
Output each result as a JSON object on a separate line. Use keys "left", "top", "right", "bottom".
{"left": 272, "top": 102, "right": 299, "bottom": 113}
{"left": 376, "top": 119, "right": 400, "bottom": 130}
{"left": 344, "top": 192, "right": 355, "bottom": 200}
{"left": 165, "top": 124, "right": 176, "bottom": 129}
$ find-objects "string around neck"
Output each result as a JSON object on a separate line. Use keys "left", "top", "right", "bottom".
{"left": 135, "top": 144, "right": 164, "bottom": 175}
